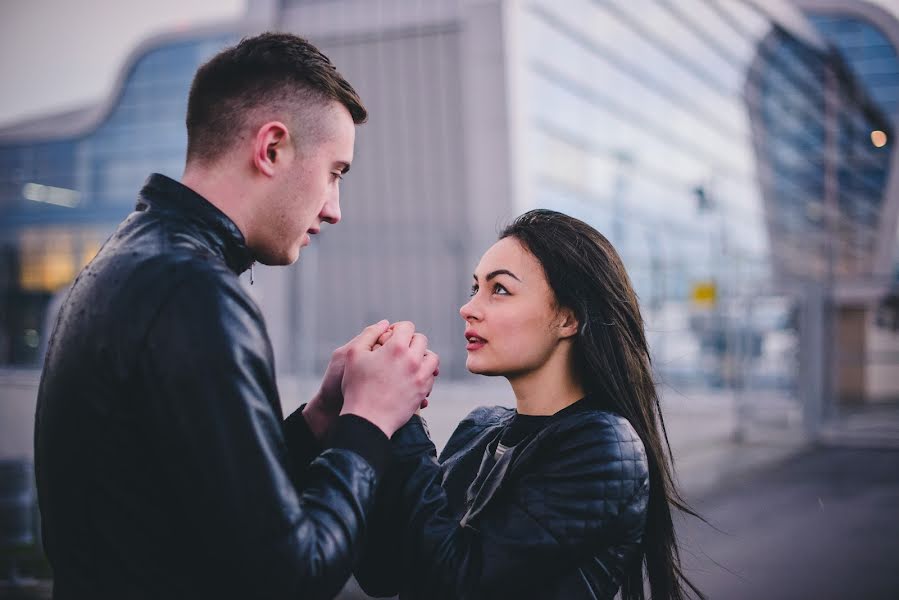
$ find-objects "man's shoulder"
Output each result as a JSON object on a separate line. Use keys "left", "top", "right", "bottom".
{"left": 114, "top": 214, "right": 239, "bottom": 282}
{"left": 77, "top": 221, "right": 255, "bottom": 337}
{"left": 136, "top": 253, "right": 255, "bottom": 323}
{"left": 96, "top": 244, "right": 239, "bottom": 305}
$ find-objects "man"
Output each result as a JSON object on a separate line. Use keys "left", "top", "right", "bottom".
{"left": 34, "top": 32, "right": 438, "bottom": 599}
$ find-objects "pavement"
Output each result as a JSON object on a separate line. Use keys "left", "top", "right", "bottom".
{"left": 678, "top": 444, "right": 899, "bottom": 599}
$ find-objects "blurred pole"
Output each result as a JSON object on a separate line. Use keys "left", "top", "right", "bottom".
{"left": 611, "top": 150, "right": 633, "bottom": 248}
{"left": 799, "top": 60, "right": 840, "bottom": 439}
{"left": 800, "top": 281, "right": 828, "bottom": 438}
{"left": 822, "top": 60, "right": 839, "bottom": 427}
{"left": 298, "top": 243, "right": 320, "bottom": 375}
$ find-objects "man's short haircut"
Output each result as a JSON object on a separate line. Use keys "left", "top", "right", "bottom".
{"left": 185, "top": 32, "right": 367, "bottom": 164}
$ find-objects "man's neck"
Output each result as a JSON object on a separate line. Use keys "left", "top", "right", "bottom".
{"left": 182, "top": 163, "right": 253, "bottom": 244}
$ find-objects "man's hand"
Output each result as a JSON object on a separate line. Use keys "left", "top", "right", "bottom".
{"left": 303, "top": 320, "right": 391, "bottom": 441}
{"left": 341, "top": 321, "right": 440, "bottom": 438}
{"left": 374, "top": 325, "right": 438, "bottom": 409}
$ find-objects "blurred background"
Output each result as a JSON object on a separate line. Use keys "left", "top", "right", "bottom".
{"left": 1, "top": 0, "right": 898, "bottom": 598}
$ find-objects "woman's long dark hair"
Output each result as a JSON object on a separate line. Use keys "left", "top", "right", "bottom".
{"left": 501, "top": 209, "right": 703, "bottom": 600}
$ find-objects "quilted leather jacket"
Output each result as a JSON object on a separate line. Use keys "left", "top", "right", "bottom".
{"left": 356, "top": 398, "right": 650, "bottom": 599}
{"left": 35, "top": 173, "right": 390, "bottom": 600}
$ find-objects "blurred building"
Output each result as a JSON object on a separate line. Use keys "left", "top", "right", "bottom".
{"left": 1, "top": 0, "right": 897, "bottom": 416}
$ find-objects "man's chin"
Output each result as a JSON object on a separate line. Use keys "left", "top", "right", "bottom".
{"left": 253, "top": 248, "right": 300, "bottom": 267}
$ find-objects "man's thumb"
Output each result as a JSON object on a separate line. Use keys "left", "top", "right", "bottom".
{"left": 353, "top": 319, "right": 390, "bottom": 349}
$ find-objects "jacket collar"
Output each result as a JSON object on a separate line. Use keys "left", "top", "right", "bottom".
{"left": 136, "top": 173, "right": 255, "bottom": 274}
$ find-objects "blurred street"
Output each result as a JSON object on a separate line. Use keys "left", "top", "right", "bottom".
{"left": 680, "top": 442, "right": 899, "bottom": 599}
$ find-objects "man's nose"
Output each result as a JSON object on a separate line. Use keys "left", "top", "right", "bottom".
{"left": 321, "top": 197, "right": 341, "bottom": 225}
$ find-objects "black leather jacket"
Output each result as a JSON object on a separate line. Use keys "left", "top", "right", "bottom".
{"left": 35, "top": 174, "right": 390, "bottom": 600}
{"left": 356, "top": 398, "right": 650, "bottom": 600}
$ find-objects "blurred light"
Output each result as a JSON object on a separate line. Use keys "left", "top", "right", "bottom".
{"left": 24, "top": 329, "right": 39, "bottom": 349}
{"left": 691, "top": 281, "right": 717, "bottom": 306}
{"left": 871, "top": 130, "right": 887, "bottom": 148}
{"left": 806, "top": 201, "right": 824, "bottom": 222}
{"left": 22, "top": 183, "right": 81, "bottom": 208}
{"left": 19, "top": 228, "right": 78, "bottom": 292}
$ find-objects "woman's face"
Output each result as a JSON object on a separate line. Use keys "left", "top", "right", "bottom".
{"left": 460, "top": 237, "right": 571, "bottom": 377}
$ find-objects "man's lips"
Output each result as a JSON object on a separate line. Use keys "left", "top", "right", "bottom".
{"left": 301, "top": 228, "right": 320, "bottom": 247}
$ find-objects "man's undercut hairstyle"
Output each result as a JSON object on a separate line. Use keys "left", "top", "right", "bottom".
{"left": 185, "top": 32, "right": 367, "bottom": 164}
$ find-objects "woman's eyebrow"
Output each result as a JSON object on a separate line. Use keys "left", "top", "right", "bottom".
{"left": 472, "top": 269, "right": 521, "bottom": 282}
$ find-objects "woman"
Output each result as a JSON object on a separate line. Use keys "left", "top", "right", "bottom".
{"left": 356, "top": 209, "right": 702, "bottom": 600}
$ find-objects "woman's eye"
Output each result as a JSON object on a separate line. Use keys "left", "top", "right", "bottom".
{"left": 469, "top": 285, "right": 479, "bottom": 297}
{"left": 494, "top": 284, "right": 509, "bottom": 295}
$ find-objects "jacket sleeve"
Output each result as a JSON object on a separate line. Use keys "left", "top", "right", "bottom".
{"left": 282, "top": 405, "right": 324, "bottom": 486}
{"left": 138, "top": 266, "right": 389, "bottom": 600}
{"left": 362, "top": 414, "right": 649, "bottom": 600}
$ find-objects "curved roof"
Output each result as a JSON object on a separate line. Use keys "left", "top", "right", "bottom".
{"left": 0, "top": 19, "right": 249, "bottom": 145}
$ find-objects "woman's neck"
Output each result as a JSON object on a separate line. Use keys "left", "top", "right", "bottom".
{"left": 508, "top": 346, "right": 585, "bottom": 416}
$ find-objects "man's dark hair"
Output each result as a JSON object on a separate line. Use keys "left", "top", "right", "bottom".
{"left": 186, "top": 32, "right": 367, "bottom": 164}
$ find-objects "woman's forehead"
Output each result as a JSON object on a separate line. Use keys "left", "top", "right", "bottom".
{"left": 475, "top": 237, "right": 543, "bottom": 279}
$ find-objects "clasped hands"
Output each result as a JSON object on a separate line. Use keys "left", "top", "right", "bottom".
{"left": 303, "top": 320, "right": 440, "bottom": 440}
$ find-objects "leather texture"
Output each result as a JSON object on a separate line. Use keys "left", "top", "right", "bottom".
{"left": 356, "top": 400, "right": 650, "bottom": 600}
{"left": 35, "top": 173, "right": 378, "bottom": 600}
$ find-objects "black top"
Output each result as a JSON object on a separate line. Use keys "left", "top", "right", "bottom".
{"left": 495, "top": 398, "right": 588, "bottom": 458}
{"left": 35, "top": 173, "right": 389, "bottom": 600}
{"left": 498, "top": 413, "right": 549, "bottom": 447}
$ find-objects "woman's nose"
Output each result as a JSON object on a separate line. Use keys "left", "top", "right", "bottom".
{"left": 460, "top": 297, "right": 479, "bottom": 321}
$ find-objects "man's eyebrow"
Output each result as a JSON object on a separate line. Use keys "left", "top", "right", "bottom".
{"left": 472, "top": 269, "right": 521, "bottom": 282}
{"left": 335, "top": 161, "right": 351, "bottom": 174}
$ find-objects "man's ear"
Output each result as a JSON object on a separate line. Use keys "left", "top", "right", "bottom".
{"left": 252, "top": 121, "right": 291, "bottom": 177}
{"left": 557, "top": 306, "right": 580, "bottom": 339}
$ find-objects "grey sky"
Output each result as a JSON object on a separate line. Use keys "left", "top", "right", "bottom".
{"left": 0, "top": 0, "right": 245, "bottom": 127}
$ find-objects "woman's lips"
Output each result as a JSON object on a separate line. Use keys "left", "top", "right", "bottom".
{"left": 465, "top": 332, "right": 486, "bottom": 351}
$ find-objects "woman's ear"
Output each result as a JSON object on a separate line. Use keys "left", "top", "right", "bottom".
{"left": 557, "top": 307, "right": 580, "bottom": 339}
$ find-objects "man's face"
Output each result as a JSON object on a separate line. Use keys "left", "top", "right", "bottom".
{"left": 255, "top": 101, "right": 356, "bottom": 265}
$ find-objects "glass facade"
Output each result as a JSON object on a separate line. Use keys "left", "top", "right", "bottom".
{"left": 749, "top": 25, "right": 892, "bottom": 281}
{"left": 514, "top": 0, "right": 893, "bottom": 391}
{"left": 807, "top": 13, "right": 899, "bottom": 280}
{"left": 0, "top": 34, "right": 235, "bottom": 365}
{"left": 809, "top": 15, "right": 899, "bottom": 116}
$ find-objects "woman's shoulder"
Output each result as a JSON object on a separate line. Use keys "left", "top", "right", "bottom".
{"left": 541, "top": 408, "right": 648, "bottom": 474}
{"left": 440, "top": 405, "right": 515, "bottom": 459}
{"left": 464, "top": 404, "right": 516, "bottom": 425}
{"left": 519, "top": 409, "right": 650, "bottom": 544}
